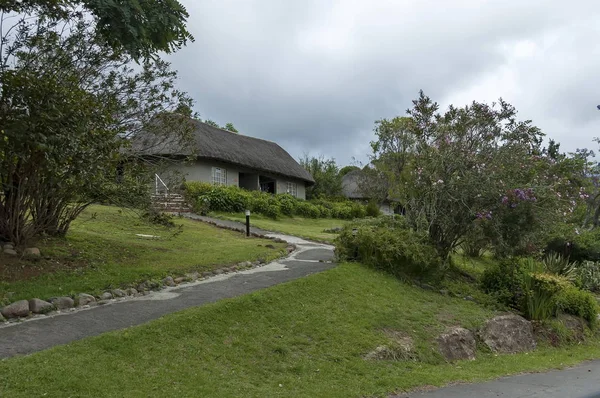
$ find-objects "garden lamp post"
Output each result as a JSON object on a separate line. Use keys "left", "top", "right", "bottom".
{"left": 245, "top": 210, "right": 251, "bottom": 237}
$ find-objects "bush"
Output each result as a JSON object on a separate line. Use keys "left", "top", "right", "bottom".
{"left": 335, "top": 222, "right": 441, "bottom": 278}
{"left": 577, "top": 261, "right": 600, "bottom": 293}
{"left": 522, "top": 272, "right": 571, "bottom": 321}
{"left": 365, "top": 200, "right": 381, "bottom": 217}
{"left": 184, "top": 182, "right": 369, "bottom": 220}
{"left": 481, "top": 259, "right": 526, "bottom": 309}
{"left": 546, "top": 228, "right": 600, "bottom": 263}
{"left": 555, "top": 287, "right": 598, "bottom": 328}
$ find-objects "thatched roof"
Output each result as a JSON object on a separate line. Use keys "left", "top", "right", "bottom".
{"left": 342, "top": 170, "right": 366, "bottom": 199}
{"left": 132, "top": 118, "right": 314, "bottom": 184}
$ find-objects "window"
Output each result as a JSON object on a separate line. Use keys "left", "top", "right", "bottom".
{"left": 286, "top": 182, "right": 297, "bottom": 197}
{"left": 212, "top": 167, "right": 227, "bottom": 186}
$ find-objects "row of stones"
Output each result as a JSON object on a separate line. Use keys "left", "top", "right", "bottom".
{"left": 0, "top": 245, "right": 295, "bottom": 323}
{"left": 1, "top": 242, "right": 41, "bottom": 257}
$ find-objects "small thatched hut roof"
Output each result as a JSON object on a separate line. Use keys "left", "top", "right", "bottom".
{"left": 132, "top": 118, "right": 314, "bottom": 184}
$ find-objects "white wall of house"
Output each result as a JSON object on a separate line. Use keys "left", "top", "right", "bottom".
{"left": 165, "top": 159, "right": 307, "bottom": 200}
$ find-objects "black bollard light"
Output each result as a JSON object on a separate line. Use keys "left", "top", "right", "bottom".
{"left": 245, "top": 210, "right": 251, "bottom": 237}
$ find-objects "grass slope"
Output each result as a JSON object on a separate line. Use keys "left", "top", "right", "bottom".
{"left": 0, "top": 205, "right": 286, "bottom": 302}
{"left": 2, "top": 263, "right": 599, "bottom": 397}
{"left": 213, "top": 211, "right": 349, "bottom": 243}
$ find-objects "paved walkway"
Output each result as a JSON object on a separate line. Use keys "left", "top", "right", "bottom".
{"left": 400, "top": 360, "right": 600, "bottom": 398}
{"left": 0, "top": 216, "right": 335, "bottom": 359}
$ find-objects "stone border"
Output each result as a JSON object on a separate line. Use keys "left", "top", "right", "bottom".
{"left": 0, "top": 241, "right": 297, "bottom": 326}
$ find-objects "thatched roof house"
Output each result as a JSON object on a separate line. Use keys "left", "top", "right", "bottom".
{"left": 134, "top": 118, "right": 314, "bottom": 199}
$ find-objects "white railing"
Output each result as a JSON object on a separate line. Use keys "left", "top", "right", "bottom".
{"left": 155, "top": 174, "right": 169, "bottom": 196}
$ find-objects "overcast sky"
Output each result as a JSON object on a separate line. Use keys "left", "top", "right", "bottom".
{"left": 167, "top": 0, "right": 600, "bottom": 166}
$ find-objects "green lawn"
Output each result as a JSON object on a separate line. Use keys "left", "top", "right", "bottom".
{"left": 0, "top": 205, "right": 286, "bottom": 303}
{"left": 213, "top": 211, "right": 349, "bottom": 243}
{"left": 2, "top": 263, "right": 600, "bottom": 397}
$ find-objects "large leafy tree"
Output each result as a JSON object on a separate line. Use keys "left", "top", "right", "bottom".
{"left": 372, "top": 91, "right": 585, "bottom": 261}
{"left": 1, "top": 0, "right": 193, "bottom": 58}
{"left": 0, "top": 15, "right": 194, "bottom": 244}
{"left": 299, "top": 155, "right": 343, "bottom": 199}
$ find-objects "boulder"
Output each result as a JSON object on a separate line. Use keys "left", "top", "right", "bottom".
{"left": 3, "top": 249, "right": 17, "bottom": 256}
{"left": 28, "top": 298, "right": 54, "bottom": 314}
{"left": 559, "top": 314, "right": 586, "bottom": 341}
{"left": 23, "top": 247, "right": 41, "bottom": 257}
{"left": 100, "top": 292, "right": 113, "bottom": 300}
{"left": 3, "top": 243, "right": 14, "bottom": 250}
{"left": 126, "top": 288, "right": 138, "bottom": 296}
{"left": 437, "top": 327, "right": 476, "bottom": 361}
{"left": 186, "top": 272, "right": 199, "bottom": 281}
{"left": 137, "top": 281, "right": 149, "bottom": 292}
{"left": 77, "top": 293, "right": 96, "bottom": 307}
{"left": 480, "top": 314, "right": 536, "bottom": 353}
{"left": 174, "top": 277, "right": 186, "bottom": 284}
{"left": 213, "top": 269, "right": 224, "bottom": 275}
{"left": 163, "top": 276, "right": 176, "bottom": 287}
{"left": 1, "top": 300, "right": 30, "bottom": 318}
{"left": 49, "top": 297, "right": 75, "bottom": 310}
{"left": 201, "top": 271, "right": 213, "bottom": 278}
{"left": 111, "top": 289, "right": 127, "bottom": 298}
{"left": 0, "top": 312, "right": 5, "bottom": 322}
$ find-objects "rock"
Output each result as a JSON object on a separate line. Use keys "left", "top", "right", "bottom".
{"left": 1, "top": 300, "right": 30, "bottom": 318}
{"left": 201, "top": 271, "right": 213, "bottom": 278}
{"left": 77, "top": 293, "right": 96, "bottom": 307}
{"left": 228, "top": 266, "right": 237, "bottom": 273}
{"left": 3, "top": 249, "right": 17, "bottom": 256}
{"left": 439, "top": 289, "right": 449, "bottom": 296}
{"left": 49, "top": 296, "right": 75, "bottom": 310}
{"left": 111, "top": 289, "right": 127, "bottom": 298}
{"left": 265, "top": 244, "right": 276, "bottom": 249}
{"left": 286, "top": 246, "right": 295, "bottom": 254}
{"left": 253, "top": 261, "right": 260, "bottom": 266}
{"left": 28, "top": 298, "right": 54, "bottom": 314}
{"left": 97, "top": 300, "right": 110, "bottom": 305}
{"left": 23, "top": 247, "right": 41, "bottom": 257}
{"left": 186, "top": 272, "right": 199, "bottom": 281}
{"left": 480, "top": 314, "right": 536, "bottom": 354}
{"left": 174, "top": 277, "right": 186, "bottom": 284}
{"left": 214, "top": 269, "right": 224, "bottom": 275}
{"left": 148, "top": 281, "right": 161, "bottom": 290}
{"left": 437, "top": 327, "right": 476, "bottom": 361}
{"left": 100, "top": 292, "right": 113, "bottom": 300}
{"left": 257, "top": 257, "right": 266, "bottom": 264}
{"left": 137, "top": 281, "right": 149, "bottom": 292}
{"left": 0, "top": 312, "right": 5, "bottom": 322}
{"left": 558, "top": 314, "right": 585, "bottom": 341}
{"left": 3, "top": 243, "right": 14, "bottom": 250}
{"left": 126, "top": 288, "right": 138, "bottom": 296}
{"left": 421, "top": 283, "right": 435, "bottom": 291}
{"left": 163, "top": 276, "right": 176, "bottom": 287}
{"left": 464, "top": 296, "right": 476, "bottom": 302}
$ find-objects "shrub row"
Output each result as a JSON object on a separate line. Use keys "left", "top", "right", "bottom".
{"left": 335, "top": 218, "right": 442, "bottom": 278}
{"left": 184, "top": 182, "right": 370, "bottom": 219}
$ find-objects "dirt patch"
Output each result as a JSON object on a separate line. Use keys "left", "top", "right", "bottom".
{"left": 364, "top": 329, "right": 416, "bottom": 361}
{"left": 0, "top": 255, "right": 85, "bottom": 283}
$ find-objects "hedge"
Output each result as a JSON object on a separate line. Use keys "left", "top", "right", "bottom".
{"left": 184, "top": 182, "right": 368, "bottom": 220}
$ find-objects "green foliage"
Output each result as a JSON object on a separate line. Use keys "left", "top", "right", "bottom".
{"left": 299, "top": 155, "right": 343, "bottom": 199}
{"left": 522, "top": 272, "right": 571, "bottom": 321}
{"left": 547, "top": 228, "right": 600, "bottom": 263}
{"left": 371, "top": 92, "right": 588, "bottom": 260}
{"left": 3, "top": 0, "right": 194, "bottom": 59}
{"left": 184, "top": 182, "right": 368, "bottom": 220}
{"left": 542, "top": 253, "right": 578, "bottom": 281}
{"left": 338, "top": 165, "right": 360, "bottom": 177}
{"left": 555, "top": 287, "right": 599, "bottom": 328}
{"left": 224, "top": 123, "right": 239, "bottom": 133}
{"left": 480, "top": 259, "right": 527, "bottom": 309}
{"left": 365, "top": 200, "right": 381, "bottom": 217}
{"left": 577, "top": 261, "right": 600, "bottom": 293}
{"left": 335, "top": 220, "right": 442, "bottom": 278}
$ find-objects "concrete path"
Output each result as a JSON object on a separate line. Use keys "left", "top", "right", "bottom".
{"left": 399, "top": 360, "right": 600, "bottom": 398}
{"left": 0, "top": 217, "right": 335, "bottom": 359}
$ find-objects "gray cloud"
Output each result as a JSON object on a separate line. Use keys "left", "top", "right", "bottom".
{"left": 169, "top": 0, "right": 600, "bottom": 165}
